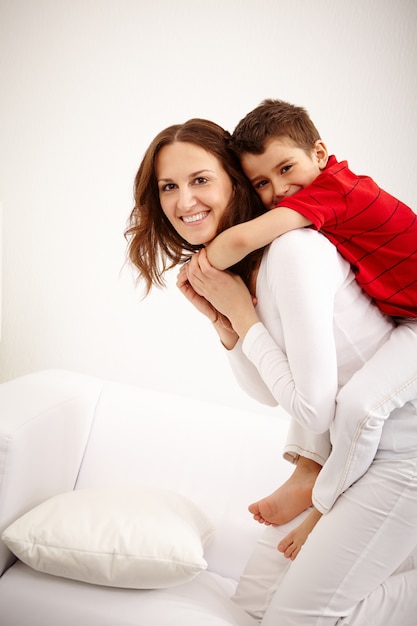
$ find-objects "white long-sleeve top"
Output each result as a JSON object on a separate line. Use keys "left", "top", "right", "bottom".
{"left": 227, "top": 229, "right": 417, "bottom": 513}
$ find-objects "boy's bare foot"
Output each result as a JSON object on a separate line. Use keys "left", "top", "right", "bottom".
{"left": 277, "top": 525, "right": 306, "bottom": 560}
{"left": 248, "top": 456, "right": 321, "bottom": 526}
{"left": 278, "top": 507, "right": 322, "bottom": 560}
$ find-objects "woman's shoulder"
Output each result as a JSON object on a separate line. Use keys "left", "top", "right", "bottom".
{"left": 263, "top": 229, "right": 349, "bottom": 285}
{"left": 266, "top": 228, "right": 335, "bottom": 257}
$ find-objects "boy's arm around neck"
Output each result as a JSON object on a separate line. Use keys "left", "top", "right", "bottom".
{"left": 205, "top": 207, "right": 312, "bottom": 270}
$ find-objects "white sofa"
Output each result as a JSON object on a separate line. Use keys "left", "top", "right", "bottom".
{"left": 0, "top": 369, "right": 293, "bottom": 626}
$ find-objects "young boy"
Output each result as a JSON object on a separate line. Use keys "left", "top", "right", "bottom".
{"left": 205, "top": 99, "right": 417, "bottom": 559}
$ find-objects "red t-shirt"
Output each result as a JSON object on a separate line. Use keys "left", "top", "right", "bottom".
{"left": 278, "top": 156, "right": 417, "bottom": 317}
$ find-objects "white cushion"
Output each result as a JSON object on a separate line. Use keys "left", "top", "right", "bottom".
{"left": 0, "top": 562, "right": 259, "bottom": 626}
{"left": 2, "top": 486, "right": 215, "bottom": 589}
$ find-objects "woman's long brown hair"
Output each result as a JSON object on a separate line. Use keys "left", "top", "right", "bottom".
{"left": 124, "top": 118, "right": 265, "bottom": 295}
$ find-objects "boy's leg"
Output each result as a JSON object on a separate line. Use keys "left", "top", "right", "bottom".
{"left": 249, "top": 421, "right": 330, "bottom": 525}
{"left": 249, "top": 456, "right": 321, "bottom": 525}
{"left": 313, "top": 321, "right": 417, "bottom": 513}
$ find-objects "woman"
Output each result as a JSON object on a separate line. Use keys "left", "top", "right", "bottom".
{"left": 125, "top": 118, "right": 417, "bottom": 624}
{"left": 126, "top": 118, "right": 327, "bottom": 522}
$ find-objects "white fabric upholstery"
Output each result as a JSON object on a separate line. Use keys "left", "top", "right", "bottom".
{"left": 0, "top": 562, "right": 257, "bottom": 626}
{"left": 0, "top": 370, "right": 104, "bottom": 576}
{"left": 0, "top": 369, "right": 293, "bottom": 626}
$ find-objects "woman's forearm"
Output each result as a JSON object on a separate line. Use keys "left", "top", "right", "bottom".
{"left": 211, "top": 314, "right": 239, "bottom": 350}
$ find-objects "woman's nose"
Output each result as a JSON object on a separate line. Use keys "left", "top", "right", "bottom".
{"left": 177, "top": 186, "right": 197, "bottom": 211}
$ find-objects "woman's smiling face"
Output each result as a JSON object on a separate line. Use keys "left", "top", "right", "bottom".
{"left": 156, "top": 141, "right": 234, "bottom": 246}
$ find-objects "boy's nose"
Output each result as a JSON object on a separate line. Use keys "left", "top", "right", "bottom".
{"left": 272, "top": 180, "right": 289, "bottom": 204}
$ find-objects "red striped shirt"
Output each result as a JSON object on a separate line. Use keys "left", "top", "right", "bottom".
{"left": 279, "top": 156, "right": 417, "bottom": 317}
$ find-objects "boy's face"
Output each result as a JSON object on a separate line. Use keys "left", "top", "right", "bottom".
{"left": 241, "top": 137, "right": 328, "bottom": 210}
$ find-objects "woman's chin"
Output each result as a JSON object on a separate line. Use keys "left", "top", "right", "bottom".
{"left": 181, "top": 227, "right": 215, "bottom": 247}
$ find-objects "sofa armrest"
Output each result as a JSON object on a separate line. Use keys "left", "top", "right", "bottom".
{"left": 0, "top": 370, "right": 104, "bottom": 576}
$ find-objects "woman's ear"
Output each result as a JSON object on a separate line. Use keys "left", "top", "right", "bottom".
{"left": 314, "top": 140, "right": 328, "bottom": 170}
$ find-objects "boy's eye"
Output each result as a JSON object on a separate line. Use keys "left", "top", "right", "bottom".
{"left": 254, "top": 179, "right": 269, "bottom": 190}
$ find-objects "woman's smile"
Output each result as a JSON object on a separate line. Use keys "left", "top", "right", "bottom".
{"left": 181, "top": 210, "right": 210, "bottom": 224}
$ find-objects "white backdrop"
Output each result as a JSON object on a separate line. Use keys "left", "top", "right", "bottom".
{"left": 0, "top": 0, "right": 416, "bottom": 413}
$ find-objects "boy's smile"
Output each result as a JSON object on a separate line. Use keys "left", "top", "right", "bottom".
{"left": 241, "top": 137, "right": 328, "bottom": 209}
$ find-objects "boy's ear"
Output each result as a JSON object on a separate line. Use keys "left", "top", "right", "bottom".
{"left": 314, "top": 140, "right": 328, "bottom": 170}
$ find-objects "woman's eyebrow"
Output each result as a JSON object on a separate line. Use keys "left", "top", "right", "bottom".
{"left": 158, "top": 169, "right": 216, "bottom": 184}
{"left": 189, "top": 169, "right": 216, "bottom": 177}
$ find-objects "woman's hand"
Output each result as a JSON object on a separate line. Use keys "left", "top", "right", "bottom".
{"left": 176, "top": 260, "right": 238, "bottom": 349}
{"left": 177, "top": 261, "right": 218, "bottom": 321}
{"left": 186, "top": 249, "right": 260, "bottom": 340}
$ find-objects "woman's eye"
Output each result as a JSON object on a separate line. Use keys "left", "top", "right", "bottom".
{"left": 160, "top": 183, "right": 176, "bottom": 192}
{"left": 194, "top": 177, "right": 208, "bottom": 185}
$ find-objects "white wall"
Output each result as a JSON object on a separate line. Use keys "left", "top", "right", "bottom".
{"left": 0, "top": 0, "right": 416, "bottom": 413}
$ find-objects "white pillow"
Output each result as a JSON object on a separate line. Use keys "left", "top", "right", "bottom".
{"left": 2, "top": 486, "right": 215, "bottom": 589}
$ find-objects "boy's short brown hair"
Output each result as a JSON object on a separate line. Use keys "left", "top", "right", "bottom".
{"left": 232, "top": 98, "right": 321, "bottom": 155}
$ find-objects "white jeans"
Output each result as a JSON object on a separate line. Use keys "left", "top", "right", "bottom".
{"left": 313, "top": 320, "right": 417, "bottom": 513}
{"left": 337, "top": 555, "right": 417, "bottom": 625}
{"left": 234, "top": 457, "right": 417, "bottom": 625}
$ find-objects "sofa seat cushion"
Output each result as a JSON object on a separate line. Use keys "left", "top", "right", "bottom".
{"left": 2, "top": 486, "right": 214, "bottom": 589}
{"left": 0, "top": 561, "right": 257, "bottom": 626}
